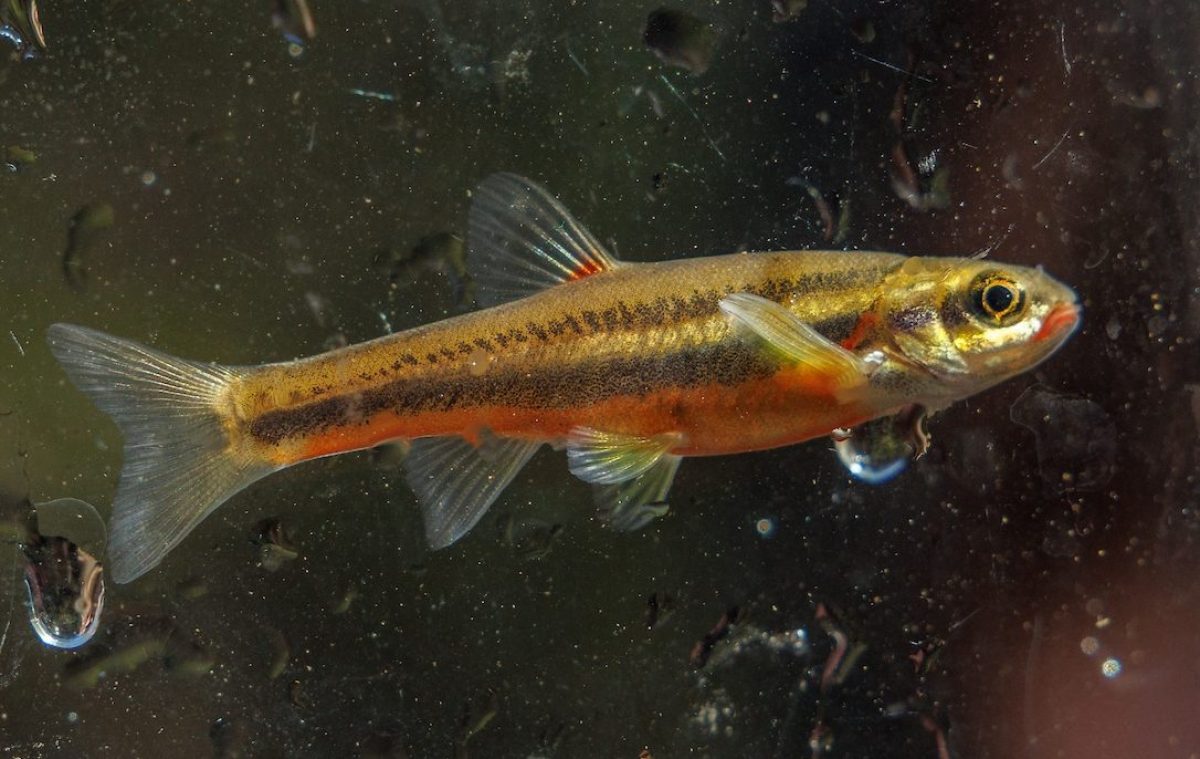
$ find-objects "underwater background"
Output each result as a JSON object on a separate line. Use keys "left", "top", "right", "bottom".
{"left": 1, "top": 0, "right": 1197, "bottom": 756}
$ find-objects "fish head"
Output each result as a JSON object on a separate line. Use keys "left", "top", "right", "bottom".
{"left": 875, "top": 257, "right": 1080, "bottom": 391}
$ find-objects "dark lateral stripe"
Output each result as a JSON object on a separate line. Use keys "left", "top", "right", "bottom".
{"left": 398, "top": 269, "right": 883, "bottom": 371}
{"left": 248, "top": 341, "right": 777, "bottom": 445}
{"left": 247, "top": 267, "right": 886, "bottom": 446}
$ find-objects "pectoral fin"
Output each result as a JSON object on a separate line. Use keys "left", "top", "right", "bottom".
{"left": 566, "top": 427, "right": 680, "bottom": 485}
{"left": 719, "top": 292, "right": 869, "bottom": 390}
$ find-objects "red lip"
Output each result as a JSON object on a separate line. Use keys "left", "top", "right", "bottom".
{"left": 1033, "top": 302, "right": 1081, "bottom": 343}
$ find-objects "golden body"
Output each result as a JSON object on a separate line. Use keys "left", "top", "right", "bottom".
{"left": 235, "top": 251, "right": 908, "bottom": 465}
{"left": 48, "top": 173, "right": 1079, "bottom": 583}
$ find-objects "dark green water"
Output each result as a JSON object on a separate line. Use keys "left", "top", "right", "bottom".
{"left": 1, "top": 1, "right": 1197, "bottom": 756}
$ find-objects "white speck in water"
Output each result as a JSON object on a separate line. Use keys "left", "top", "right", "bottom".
{"left": 1080, "top": 636, "right": 1099, "bottom": 656}
{"left": 67, "top": 711, "right": 79, "bottom": 724}
{"left": 140, "top": 171, "right": 157, "bottom": 186}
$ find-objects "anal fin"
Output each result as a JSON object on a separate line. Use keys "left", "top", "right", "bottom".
{"left": 404, "top": 434, "right": 542, "bottom": 549}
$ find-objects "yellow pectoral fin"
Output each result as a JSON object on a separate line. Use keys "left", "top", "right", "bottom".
{"left": 719, "top": 293, "right": 869, "bottom": 392}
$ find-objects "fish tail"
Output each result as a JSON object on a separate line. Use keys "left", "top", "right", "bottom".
{"left": 46, "top": 324, "right": 274, "bottom": 584}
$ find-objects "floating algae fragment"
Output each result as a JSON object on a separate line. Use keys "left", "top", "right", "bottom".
{"left": 3, "top": 145, "right": 37, "bottom": 172}
{"left": 455, "top": 691, "right": 499, "bottom": 759}
{"left": 330, "top": 582, "right": 359, "bottom": 615}
{"left": 643, "top": 8, "right": 717, "bottom": 76}
{"left": 186, "top": 125, "right": 238, "bottom": 149}
{"left": 164, "top": 636, "right": 216, "bottom": 677}
{"left": 21, "top": 498, "right": 106, "bottom": 650}
{"left": 175, "top": 575, "right": 208, "bottom": 601}
{"left": 64, "top": 637, "right": 168, "bottom": 688}
{"left": 267, "top": 627, "right": 290, "bottom": 679}
{"left": 62, "top": 202, "right": 115, "bottom": 291}
{"left": 64, "top": 615, "right": 212, "bottom": 687}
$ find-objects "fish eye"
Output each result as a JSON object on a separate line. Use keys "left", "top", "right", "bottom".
{"left": 970, "top": 274, "right": 1026, "bottom": 323}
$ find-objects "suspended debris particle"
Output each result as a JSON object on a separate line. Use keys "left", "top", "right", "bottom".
{"left": 1010, "top": 387, "right": 1117, "bottom": 492}
{"left": 347, "top": 87, "right": 398, "bottom": 102}
{"left": 62, "top": 202, "right": 115, "bottom": 291}
{"left": 771, "top": 0, "right": 807, "bottom": 23}
{"left": 210, "top": 717, "right": 250, "bottom": 759}
{"left": 850, "top": 17, "right": 876, "bottom": 44}
{"left": 375, "top": 232, "right": 474, "bottom": 309}
{"left": 252, "top": 517, "right": 300, "bottom": 571}
{"left": 690, "top": 606, "right": 741, "bottom": 667}
{"left": 271, "top": 0, "right": 315, "bottom": 56}
{"left": 643, "top": 8, "right": 717, "bottom": 76}
{"left": 289, "top": 678, "right": 312, "bottom": 709}
{"left": 499, "top": 513, "right": 563, "bottom": 561}
{"left": 645, "top": 591, "right": 676, "bottom": 630}
{"left": 888, "top": 70, "right": 952, "bottom": 211}
{"left": 304, "top": 290, "right": 333, "bottom": 328}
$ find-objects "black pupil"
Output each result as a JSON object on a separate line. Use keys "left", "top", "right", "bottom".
{"left": 984, "top": 283, "right": 1015, "bottom": 315}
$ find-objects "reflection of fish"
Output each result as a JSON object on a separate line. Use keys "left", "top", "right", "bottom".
{"left": 47, "top": 174, "right": 1080, "bottom": 583}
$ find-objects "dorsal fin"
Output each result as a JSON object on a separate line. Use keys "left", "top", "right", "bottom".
{"left": 468, "top": 173, "right": 621, "bottom": 307}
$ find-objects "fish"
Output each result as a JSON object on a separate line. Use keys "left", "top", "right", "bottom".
{"left": 46, "top": 173, "right": 1081, "bottom": 584}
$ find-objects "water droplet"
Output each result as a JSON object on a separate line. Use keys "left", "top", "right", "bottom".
{"left": 21, "top": 498, "right": 107, "bottom": 650}
{"left": 833, "top": 415, "right": 914, "bottom": 484}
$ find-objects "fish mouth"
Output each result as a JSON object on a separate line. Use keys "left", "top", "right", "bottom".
{"left": 1033, "top": 301, "right": 1081, "bottom": 344}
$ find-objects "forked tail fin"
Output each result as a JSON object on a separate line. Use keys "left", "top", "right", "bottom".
{"left": 46, "top": 324, "right": 275, "bottom": 584}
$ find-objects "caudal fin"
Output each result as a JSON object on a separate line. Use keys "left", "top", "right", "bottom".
{"left": 46, "top": 324, "right": 274, "bottom": 584}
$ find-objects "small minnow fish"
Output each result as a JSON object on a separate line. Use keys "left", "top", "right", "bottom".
{"left": 47, "top": 174, "right": 1081, "bottom": 583}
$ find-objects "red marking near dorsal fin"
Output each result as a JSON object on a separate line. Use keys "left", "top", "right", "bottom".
{"left": 840, "top": 312, "right": 879, "bottom": 350}
{"left": 568, "top": 259, "right": 607, "bottom": 281}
